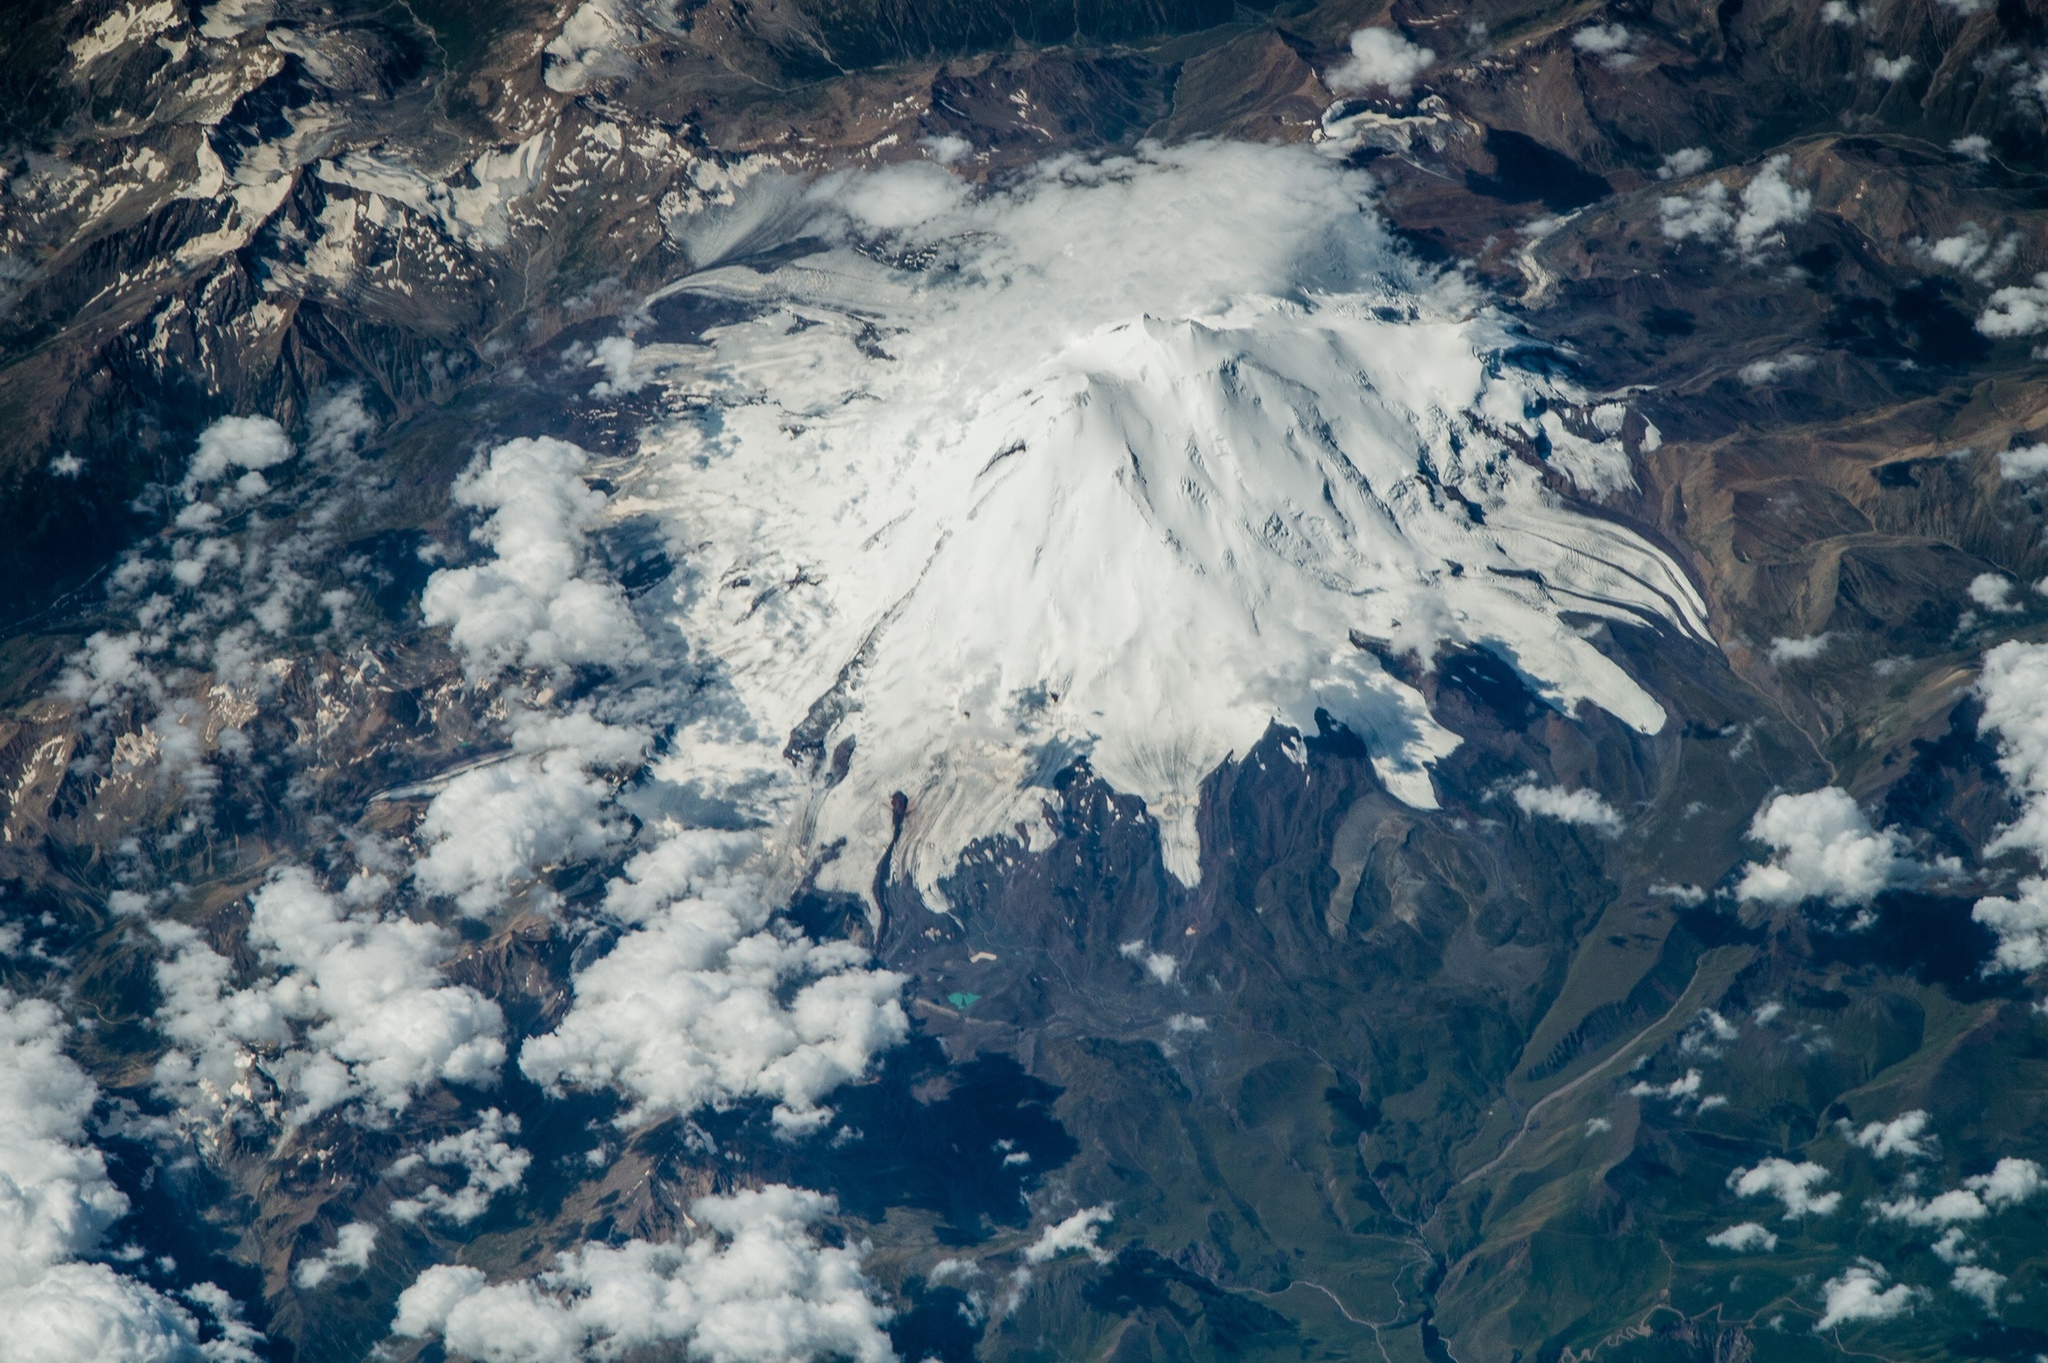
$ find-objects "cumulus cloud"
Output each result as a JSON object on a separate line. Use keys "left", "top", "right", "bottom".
{"left": 518, "top": 830, "right": 908, "bottom": 1135}
{"left": 152, "top": 868, "right": 505, "bottom": 1124}
{"left": 1918, "top": 222, "right": 2019, "bottom": 284}
{"left": 1738, "top": 353, "right": 1815, "bottom": 385}
{"left": 420, "top": 436, "right": 645, "bottom": 680}
{"left": 184, "top": 415, "right": 292, "bottom": 492}
{"left": 1972, "top": 642, "right": 2048, "bottom": 969}
{"left": 1326, "top": 28, "right": 1436, "bottom": 97}
{"left": 1659, "top": 181, "right": 1734, "bottom": 243}
{"left": 1628, "top": 1068, "right": 1724, "bottom": 1110}
{"left": 1117, "top": 940, "right": 1178, "bottom": 984}
{"left": 1868, "top": 53, "right": 1914, "bottom": 80}
{"left": 1968, "top": 1156, "right": 2044, "bottom": 1207}
{"left": 1511, "top": 781, "right": 1624, "bottom": 833}
{"left": 1872, "top": 1160, "right": 2041, "bottom": 1226}
{"left": 543, "top": 0, "right": 641, "bottom": 92}
{"left": 1873, "top": 1188, "right": 1990, "bottom": 1226}
{"left": 388, "top": 1109, "right": 530, "bottom": 1225}
{"left": 412, "top": 710, "right": 647, "bottom": 915}
{"left": 1657, "top": 148, "right": 1713, "bottom": 180}
{"left": 1727, "top": 1157, "right": 1842, "bottom": 1218}
{"left": 1023, "top": 1206, "right": 1115, "bottom": 1265}
{"left": 1735, "top": 788, "right": 1955, "bottom": 908}
{"left": 1679, "top": 1009, "right": 1739, "bottom": 1057}
{"left": 589, "top": 336, "right": 644, "bottom": 396}
{"left": 390, "top": 1185, "right": 893, "bottom": 1363}
{"left": 1997, "top": 444, "right": 2048, "bottom": 480}
{"left": 1706, "top": 1222, "right": 1777, "bottom": 1252}
{"left": 1951, "top": 135, "right": 1992, "bottom": 162}
{"left": 1969, "top": 573, "right": 2022, "bottom": 613}
{"left": 1767, "top": 632, "right": 1832, "bottom": 663}
{"left": 1849, "top": 1110, "right": 1933, "bottom": 1159}
{"left": 1977, "top": 273, "right": 2048, "bottom": 337}
{"left": 1660, "top": 156, "right": 1811, "bottom": 261}
{"left": 1733, "top": 157, "right": 1813, "bottom": 254}
{"left": 1816, "top": 1262, "right": 1922, "bottom": 1331}
{"left": 0, "top": 990, "right": 256, "bottom": 1362}
{"left": 293, "top": 1223, "right": 377, "bottom": 1289}
{"left": 1952, "top": 1263, "right": 2006, "bottom": 1312}
{"left": 1572, "top": 23, "right": 1640, "bottom": 67}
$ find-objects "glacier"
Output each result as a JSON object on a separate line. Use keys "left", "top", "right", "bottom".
{"left": 601, "top": 142, "right": 1710, "bottom": 907}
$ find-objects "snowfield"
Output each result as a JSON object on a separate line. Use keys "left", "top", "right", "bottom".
{"left": 608, "top": 142, "right": 1707, "bottom": 906}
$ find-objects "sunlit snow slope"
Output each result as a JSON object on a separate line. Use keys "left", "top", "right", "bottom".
{"left": 618, "top": 143, "right": 1709, "bottom": 905}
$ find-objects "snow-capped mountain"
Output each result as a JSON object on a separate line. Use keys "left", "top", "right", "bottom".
{"left": 613, "top": 145, "right": 1706, "bottom": 901}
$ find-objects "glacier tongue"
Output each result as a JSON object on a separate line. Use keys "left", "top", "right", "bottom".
{"left": 622, "top": 143, "right": 1709, "bottom": 907}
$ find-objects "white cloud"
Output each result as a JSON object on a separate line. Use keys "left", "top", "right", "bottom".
{"left": 420, "top": 436, "right": 645, "bottom": 680}
{"left": 294, "top": 1223, "right": 377, "bottom": 1289}
{"left": 0, "top": 990, "right": 257, "bottom": 1362}
{"left": 640, "top": 145, "right": 1712, "bottom": 914}
{"left": 543, "top": 0, "right": 640, "bottom": 92}
{"left": 305, "top": 386, "right": 376, "bottom": 460}
{"left": 389, "top": 1109, "right": 530, "bottom": 1225}
{"left": 1953, "top": 1264, "right": 2006, "bottom": 1312}
{"left": 1629, "top": 1068, "right": 1723, "bottom": 1109}
{"left": 1919, "top": 222, "right": 2019, "bottom": 284}
{"left": 1973, "top": 642, "right": 2048, "bottom": 969}
{"left": 1706, "top": 1222, "right": 1777, "bottom": 1252}
{"left": 1816, "top": 1262, "right": 1922, "bottom": 1330}
{"left": 184, "top": 415, "right": 291, "bottom": 491}
{"left": 1727, "top": 1157, "right": 1842, "bottom": 1218}
{"left": 1660, "top": 157, "right": 1810, "bottom": 260}
{"left": 1659, "top": 181, "right": 1734, "bottom": 242}
{"left": 1873, "top": 1189, "right": 1988, "bottom": 1226}
{"left": 1733, "top": 157, "right": 1812, "bottom": 256}
{"left": 1875, "top": 1160, "right": 2043, "bottom": 1231}
{"left": 1951, "top": 135, "right": 1992, "bottom": 162}
{"left": 1997, "top": 444, "right": 2048, "bottom": 480}
{"left": 1584, "top": 1117, "right": 1613, "bottom": 1136}
{"left": 1849, "top": 1110, "right": 1933, "bottom": 1159}
{"left": 1511, "top": 782, "right": 1624, "bottom": 833}
{"left": 152, "top": 868, "right": 506, "bottom": 1124}
{"left": 1868, "top": 53, "right": 1915, "bottom": 80}
{"left": 1968, "top": 1156, "right": 2043, "bottom": 1207}
{"left": 1820, "top": 0, "right": 1863, "bottom": 22}
{"left": 1657, "top": 148, "right": 1713, "bottom": 180}
{"left": 1738, "top": 353, "right": 1815, "bottom": 385}
{"left": 518, "top": 830, "right": 908, "bottom": 1135}
{"left": 589, "top": 336, "right": 644, "bottom": 396}
{"left": 390, "top": 1185, "right": 892, "bottom": 1363}
{"left": 1679, "top": 1009, "right": 1739, "bottom": 1056}
{"left": 1977, "top": 273, "right": 2048, "bottom": 338}
{"left": 1326, "top": 28, "right": 1436, "bottom": 97}
{"left": 49, "top": 453, "right": 84, "bottom": 478}
{"left": 1023, "top": 1206, "right": 1114, "bottom": 1265}
{"left": 1736, "top": 788, "right": 1955, "bottom": 908}
{"left": 1970, "top": 573, "right": 2022, "bottom": 612}
{"left": 1572, "top": 23, "right": 1640, "bottom": 66}
{"left": 1768, "top": 632, "right": 1832, "bottom": 663}
{"left": 1572, "top": 22, "right": 1634, "bottom": 53}
{"left": 412, "top": 710, "right": 646, "bottom": 916}
{"left": 1117, "top": 940, "right": 1178, "bottom": 984}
